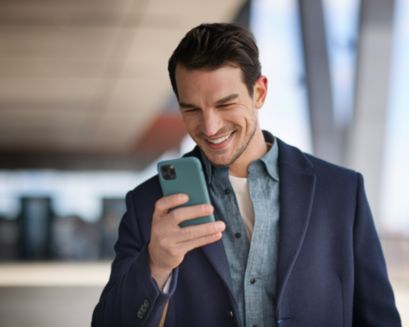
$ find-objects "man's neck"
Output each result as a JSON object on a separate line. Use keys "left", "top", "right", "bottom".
{"left": 229, "top": 129, "right": 268, "bottom": 178}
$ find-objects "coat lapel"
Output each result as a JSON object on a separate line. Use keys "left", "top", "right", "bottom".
{"left": 201, "top": 233, "right": 234, "bottom": 293}
{"left": 275, "top": 139, "right": 316, "bottom": 310}
{"left": 183, "top": 148, "right": 234, "bottom": 296}
{"left": 200, "top": 191, "right": 234, "bottom": 295}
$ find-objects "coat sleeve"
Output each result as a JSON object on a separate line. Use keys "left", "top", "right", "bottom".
{"left": 91, "top": 187, "right": 178, "bottom": 327}
{"left": 352, "top": 173, "right": 401, "bottom": 326}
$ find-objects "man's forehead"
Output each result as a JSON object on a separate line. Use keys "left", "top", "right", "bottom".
{"left": 175, "top": 65, "right": 244, "bottom": 90}
{"left": 175, "top": 62, "right": 242, "bottom": 77}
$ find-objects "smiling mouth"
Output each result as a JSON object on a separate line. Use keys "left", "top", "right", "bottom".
{"left": 207, "top": 133, "right": 231, "bottom": 144}
{"left": 205, "top": 131, "right": 235, "bottom": 147}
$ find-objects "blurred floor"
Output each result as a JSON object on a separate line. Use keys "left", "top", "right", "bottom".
{"left": 0, "top": 286, "right": 102, "bottom": 327}
{"left": 391, "top": 277, "right": 409, "bottom": 325}
{"left": 0, "top": 262, "right": 109, "bottom": 327}
{"left": 0, "top": 263, "right": 407, "bottom": 326}
{"left": 393, "top": 280, "right": 409, "bottom": 326}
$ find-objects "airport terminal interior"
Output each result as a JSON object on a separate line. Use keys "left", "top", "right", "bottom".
{"left": 0, "top": 0, "right": 408, "bottom": 325}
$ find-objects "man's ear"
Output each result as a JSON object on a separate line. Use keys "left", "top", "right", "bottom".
{"left": 253, "top": 75, "right": 268, "bottom": 108}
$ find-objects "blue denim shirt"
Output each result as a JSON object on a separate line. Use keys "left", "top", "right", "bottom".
{"left": 201, "top": 131, "right": 280, "bottom": 327}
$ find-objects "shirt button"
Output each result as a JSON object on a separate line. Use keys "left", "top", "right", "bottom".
{"left": 227, "top": 310, "right": 234, "bottom": 319}
{"left": 250, "top": 278, "right": 256, "bottom": 284}
{"left": 234, "top": 232, "right": 242, "bottom": 239}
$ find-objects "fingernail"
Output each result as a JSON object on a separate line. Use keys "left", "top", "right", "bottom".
{"left": 205, "top": 205, "right": 214, "bottom": 213}
{"left": 215, "top": 221, "right": 225, "bottom": 232}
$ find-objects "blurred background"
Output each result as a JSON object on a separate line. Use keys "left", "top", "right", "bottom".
{"left": 0, "top": 0, "right": 408, "bottom": 326}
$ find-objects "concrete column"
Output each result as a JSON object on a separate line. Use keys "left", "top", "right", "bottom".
{"left": 347, "top": 0, "right": 395, "bottom": 221}
{"left": 298, "top": 0, "right": 342, "bottom": 164}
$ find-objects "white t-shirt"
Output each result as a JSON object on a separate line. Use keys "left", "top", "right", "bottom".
{"left": 229, "top": 175, "right": 255, "bottom": 239}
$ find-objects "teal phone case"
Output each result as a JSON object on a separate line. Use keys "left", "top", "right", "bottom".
{"left": 157, "top": 157, "right": 215, "bottom": 227}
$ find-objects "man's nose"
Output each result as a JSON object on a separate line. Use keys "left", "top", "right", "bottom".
{"left": 202, "top": 109, "right": 222, "bottom": 136}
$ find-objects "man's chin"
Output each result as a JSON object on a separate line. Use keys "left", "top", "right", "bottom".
{"left": 202, "top": 152, "right": 235, "bottom": 168}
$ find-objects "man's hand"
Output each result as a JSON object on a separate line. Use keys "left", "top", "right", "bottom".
{"left": 148, "top": 193, "right": 226, "bottom": 289}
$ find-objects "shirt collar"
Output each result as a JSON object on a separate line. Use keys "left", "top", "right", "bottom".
{"left": 199, "top": 130, "right": 279, "bottom": 184}
{"left": 259, "top": 130, "right": 279, "bottom": 181}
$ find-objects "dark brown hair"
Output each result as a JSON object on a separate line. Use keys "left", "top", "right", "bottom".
{"left": 168, "top": 23, "right": 261, "bottom": 98}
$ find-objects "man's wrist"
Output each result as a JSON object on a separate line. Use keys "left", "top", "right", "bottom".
{"left": 150, "top": 263, "right": 172, "bottom": 290}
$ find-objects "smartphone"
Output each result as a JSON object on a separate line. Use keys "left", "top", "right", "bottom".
{"left": 157, "top": 157, "right": 215, "bottom": 228}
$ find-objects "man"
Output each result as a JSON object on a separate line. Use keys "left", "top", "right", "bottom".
{"left": 92, "top": 23, "right": 401, "bottom": 327}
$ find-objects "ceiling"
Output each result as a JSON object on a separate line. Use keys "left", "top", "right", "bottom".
{"left": 0, "top": 0, "right": 245, "bottom": 169}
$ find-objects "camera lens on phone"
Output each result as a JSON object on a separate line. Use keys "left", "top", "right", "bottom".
{"left": 161, "top": 165, "right": 176, "bottom": 180}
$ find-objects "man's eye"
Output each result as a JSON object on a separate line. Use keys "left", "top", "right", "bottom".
{"left": 218, "top": 103, "right": 235, "bottom": 109}
{"left": 182, "top": 108, "right": 199, "bottom": 113}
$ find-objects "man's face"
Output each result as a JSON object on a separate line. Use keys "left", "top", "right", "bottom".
{"left": 175, "top": 65, "right": 267, "bottom": 168}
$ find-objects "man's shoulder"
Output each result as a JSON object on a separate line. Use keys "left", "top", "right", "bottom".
{"left": 127, "top": 174, "right": 162, "bottom": 204}
{"left": 305, "top": 152, "right": 356, "bottom": 177}
{"left": 128, "top": 148, "right": 200, "bottom": 195}
{"left": 277, "top": 138, "right": 358, "bottom": 180}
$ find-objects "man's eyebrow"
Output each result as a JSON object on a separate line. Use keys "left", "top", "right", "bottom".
{"left": 215, "top": 94, "right": 239, "bottom": 106}
{"left": 179, "top": 93, "right": 239, "bottom": 109}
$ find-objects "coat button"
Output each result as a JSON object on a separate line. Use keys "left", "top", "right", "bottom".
{"left": 136, "top": 299, "right": 150, "bottom": 319}
{"left": 234, "top": 232, "right": 242, "bottom": 239}
{"left": 227, "top": 310, "right": 234, "bottom": 319}
{"left": 250, "top": 278, "right": 256, "bottom": 284}
{"left": 224, "top": 188, "right": 231, "bottom": 195}
{"left": 277, "top": 318, "right": 291, "bottom": 325}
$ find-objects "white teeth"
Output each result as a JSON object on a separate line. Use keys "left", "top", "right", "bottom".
{"left": 207, "top": 133, "right": 231, "bottom": 144}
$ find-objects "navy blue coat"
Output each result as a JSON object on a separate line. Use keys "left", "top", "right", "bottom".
{"left": 92, "top": 139, "right": 401, "bottom": 327}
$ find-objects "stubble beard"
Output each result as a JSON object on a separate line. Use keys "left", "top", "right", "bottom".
{"left": 225, "top": 120, "right": 258, "bottom": 167}
{"left": 202, "top": 119, "right": 258, "bottom": 168}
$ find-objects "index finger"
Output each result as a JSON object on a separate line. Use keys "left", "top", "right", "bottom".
{"left": 154, "top": 193, "right": 189, "bottom": 217}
